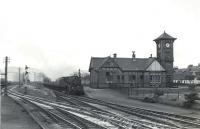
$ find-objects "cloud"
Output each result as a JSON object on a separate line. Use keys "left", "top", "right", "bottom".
{"left": 1, "top": 0, "right": 200, "bottom": 79}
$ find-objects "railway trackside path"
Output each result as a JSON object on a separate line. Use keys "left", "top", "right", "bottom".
{"left": 1, "top": 95, "right": 40, "bottom": 129}
{"left": 84, "top": 86, "right": 200, "bottom": 118}
{"left": 14, "top": 84, "right": 56, "bottom": 101}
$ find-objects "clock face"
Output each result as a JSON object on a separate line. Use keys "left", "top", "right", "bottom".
{"left": 158, "top": 43, "right": 160, "bottom": 48}
{"left": 166, "top": 43, "right": 170, "bottom": 48}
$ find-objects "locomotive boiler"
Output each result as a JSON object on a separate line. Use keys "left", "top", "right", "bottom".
{"left": 56, "top": 75, "right": 84, "bottom": 95}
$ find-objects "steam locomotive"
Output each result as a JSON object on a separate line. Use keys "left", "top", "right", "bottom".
{"left": 43, "top": 74, "right": 84, "bottom": 95}
{"left": 56, "top": 75, "right": 84, "bottom": 95}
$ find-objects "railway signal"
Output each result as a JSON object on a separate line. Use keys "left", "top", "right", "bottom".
{"left": 24, "top": 65, "right": 30, "bottom": 94}
{"left": 24, "top": 65, "right": 30, "bottom": 80}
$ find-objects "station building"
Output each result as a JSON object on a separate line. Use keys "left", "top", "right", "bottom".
{"left": 89, "top": 32, "right": 176, "bottom": 88}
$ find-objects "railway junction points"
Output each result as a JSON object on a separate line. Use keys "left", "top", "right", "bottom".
{"left": 84, "top": 86, "right": 200, "bottom": 118}
{"left": 2, "top": 84, "right": 200, "bottom": 129}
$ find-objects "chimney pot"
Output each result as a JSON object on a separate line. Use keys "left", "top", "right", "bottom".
{"left": 150, "top": 54, "right": 152, "bottom": 58}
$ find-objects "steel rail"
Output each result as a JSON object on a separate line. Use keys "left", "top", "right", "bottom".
{"left": 10, "top": 94, "right": 83, "bottom": 129}
{"left": 56, "top": 95, "right": 128, "bottom": 129}
{"left": 59, "top": 93, "right": 200, "bottom": 129}
{"left": 55, "top": 92, "right": 175, "bottom": 129}
{"left": 76, "top": 96, "right": 200, "bottom": 128}
{"left": 79, "top": 95, "right": 200, "bottom": 122}
{"left": 8, "top": 90, "right": 110, "bottom": 129}
{"left": 56, "top": 107, "right": 107, "bottom": 129}
{"left": 10, "top": 95, "right": 48, "bottom": 129}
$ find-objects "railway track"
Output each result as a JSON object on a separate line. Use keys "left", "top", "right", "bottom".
{"left": 55, "top": 91, "right": 200, "bottom": 129}
{"left": 10, "top": 95, "right": 79, "bottom": 129}
{"left": 57, "top": 96, "right": 154, "bottom": 129}
{"left": 8, "top": 87, "right": 200, "bottom": 129}
{"left": 55, "top": 91, "right": 179, "bottom": 129}
{"left": 8, "top": 90, "right": 109, "bottom": 129}
{"left": 77, "top": 95, "right": 200, "bottom": 129}
{"left": 55, "top": 92, "right": 142, "bottom": 129}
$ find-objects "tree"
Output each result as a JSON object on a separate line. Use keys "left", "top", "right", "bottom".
{"left": 70, "top": 71, "right": 79, "bottom": 76}
{"left": 184, "top": 85, "right": 199, "bottom": 108}
{"left": 82, "top": 72, "right": 90, "bottom": 79}
{"left": 185, "top": 74, "right": 195, "bottom": 84}
{"left": 81, "top": 72, "right": 90, "bottom": 85}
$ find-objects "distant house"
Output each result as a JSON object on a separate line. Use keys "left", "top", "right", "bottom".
{"left": 89, "top": 32, "right": 176, "bottom": 88}
{"left": 89, "top": 54, "right": 166, "bottom": 88}
{"left": 174, "top": 64, "right": 200, "bottom": 84}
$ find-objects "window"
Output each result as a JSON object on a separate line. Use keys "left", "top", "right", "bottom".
{"left": 155, "top": 75, "right": 160, "bottom": 82}
{"left": 106, "top": 72, "right": 113, "bottom": 82}
{"left": 150, "top": 75, "right": 161, "bottom": 83}
{"left": 140, "top": 75, "right": 144, "bottom": 80}
{"left": 121, "top": 75, "right": 124, "bottom": 82}
{"left": 166, "top": 75, "right": 171, "bottom": 83}
{"left": 128, "top": 75, "right": 131, "bottom": 81}
{"left": 106, "top": 72, "right": 110, "bottom": 76}
{"left": 129, "top": 75, "right": 135, "bottom": 82}
{"left": 150, "top": 75, "right": 153, "bottom": 82}
{"left": 132, "top": 75, "right": 136, "bottom": 80}
{"left": 117, "top": 75, "right": 120, "bottom": 82}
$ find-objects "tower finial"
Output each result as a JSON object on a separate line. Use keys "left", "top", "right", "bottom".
{"left": 164, "top": 30, "right": 166, "bottom": 33}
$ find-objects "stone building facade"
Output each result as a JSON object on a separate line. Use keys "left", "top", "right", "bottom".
{"left": 89, "top": 32, "right": 176, "bottom": 88}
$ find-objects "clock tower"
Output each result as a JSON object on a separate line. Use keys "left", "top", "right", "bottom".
{"left": 154, "top": 31, "right": 177, "bottom": 87}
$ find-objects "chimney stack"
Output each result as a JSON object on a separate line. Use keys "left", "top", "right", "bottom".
{"left": 113, "top": 53, "right": 117, "bottom": 58}
{"left": 132, "top": 51, "right": 135, "bottom": 58}
{"left": 149, "top": 54, "right": 152, "bottom": 58}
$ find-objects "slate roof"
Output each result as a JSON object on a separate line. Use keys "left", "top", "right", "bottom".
{"left": 154, "top": 31, "right": 176, "bottom": 41}
{"left": 89, "top": 56, "right": 160, "bottom": 72}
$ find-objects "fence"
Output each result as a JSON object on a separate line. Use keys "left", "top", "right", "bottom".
{"left": 108, "top": 82, "right": 200, "bottom": 100}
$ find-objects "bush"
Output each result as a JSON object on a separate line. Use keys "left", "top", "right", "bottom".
{"left": 183, "top": 92, "right": 198, "bottom": 108}
{"left": 154, "top": 89, "right": 164, "bottom": 97}
{"left": 188, "top": 84, "right": 195, "bottom": 91}
{"left": 143, "top": 97, "right": 156, "bottom": 103}
{"left": 142, "top": 89, "right": 164, "bottom": 103}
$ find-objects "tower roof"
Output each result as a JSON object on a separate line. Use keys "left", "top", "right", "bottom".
{"left": 154, "top": 31, "right": 177, "bottom": 41}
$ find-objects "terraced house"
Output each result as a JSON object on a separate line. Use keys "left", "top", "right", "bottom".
{"left": 89, "top": 32, "right": 176, "bottom": 88}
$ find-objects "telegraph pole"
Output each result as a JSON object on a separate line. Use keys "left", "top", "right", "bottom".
{"left": 78, "top": 69, "right": 81, "bottom": 78}
{"left": 19, "top": 67, "right": 21, "bottom": 87}
{"left": 4, "top": 56, "right": 10, "bottom": 96}
{"left": 34, "top": 72, "right": 36, "bottom": 83}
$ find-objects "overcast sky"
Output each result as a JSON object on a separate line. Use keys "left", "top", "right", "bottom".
{"left": 0, "top": 0, "right": 200, "bottom": 80}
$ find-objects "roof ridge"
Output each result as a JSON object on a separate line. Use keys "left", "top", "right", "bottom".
{"left": 154, "top": 31, "right": 176, "bottom": 41}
